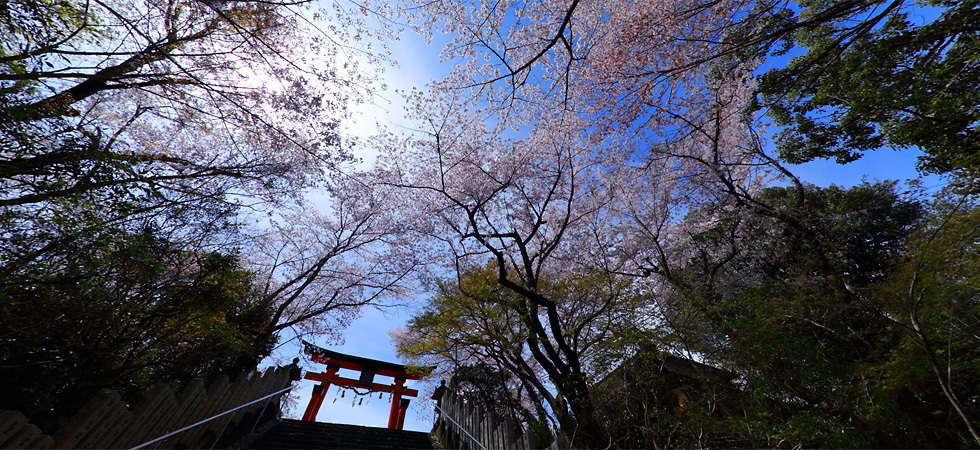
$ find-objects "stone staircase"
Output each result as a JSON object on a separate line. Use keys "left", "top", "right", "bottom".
{"left": 247, "top": 419, "right": 434, "bottom": 449}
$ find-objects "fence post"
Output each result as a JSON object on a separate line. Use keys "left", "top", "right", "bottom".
{"left": 51, "top": 389, "right": 121, "bottom": 449}
{"left": 178, "top": 374, "right": 231, "bottom": 448}
{"left": 113, "top": 383, "right": 173, "bottom": 448}
{"left": 0, "top": 411, "right": 30, "bottom": 444}
{"left": 77, "top": 399, "right": 127, "bottom": 448}
{"left": 165, "top": 379, "right": 207, "bottom": 448}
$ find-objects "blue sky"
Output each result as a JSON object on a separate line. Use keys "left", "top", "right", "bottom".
{"left": 281, "top": 8, "right": 947, "bottom": 432}
{"left": 790, "top": 148, "right": 946, "bottom": 192}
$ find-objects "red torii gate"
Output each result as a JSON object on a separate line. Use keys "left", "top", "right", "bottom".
{"left": 300, "top": 341, "right": 432, "bottom": 430}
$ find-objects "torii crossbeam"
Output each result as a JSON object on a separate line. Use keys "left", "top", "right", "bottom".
{"left": 300, "top": 341, "right": 432, "bottom": 429}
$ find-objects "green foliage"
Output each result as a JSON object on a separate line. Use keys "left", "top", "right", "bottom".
{"left": 655, "top": 183, "right": 980, "bottom": 447}
{"left": 0, "top": 0, "right": 93, "bottom": 96}
{"left": 396, "top": 262, "right": 646, "bottom": 444}
{"left": 868, "top": 192, "right": 980, "bottom": 446}
{"left": 758, "top": 181, "right": 924, "bottom": 287}
{"left": 398, "top": 263, "right": 527, "bottom": 361}
{"left": 755, "top": 0, "right": 980, "bottom": 178}
{"left": 396, "top": 263, "right": 545, "bottom": 429}
{"left": 0, "top": 137, "right": 275, "bottom": 430}
{"left": 0, "top": 224, "right": 275, "bottom": 431}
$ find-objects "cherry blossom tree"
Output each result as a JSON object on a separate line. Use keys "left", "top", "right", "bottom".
{"left": 372, "top": 53, "right": 777, "bottom": 443}
{"left": 363, "top": 0, "right": 835, "bottom": 444}
{"left": 247, "top": 174, "right": 420, "bottom": 349}
{"left": 2, "top": 0, "right": 384, "bottom": 210}
{"left": 0, "top": 0, "right": 407, "bottom": 382}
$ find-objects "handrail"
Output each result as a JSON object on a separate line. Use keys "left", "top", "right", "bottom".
{"left": 433, "top": 402, "right": 488, "bottom": 450}
{"left": 130, "top": 386, "right": 292, "bottom": 450}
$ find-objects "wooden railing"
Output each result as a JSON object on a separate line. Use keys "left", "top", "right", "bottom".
{"left": 0, "top": 366, "right": 292, "bottom": 449}
{"left": 432, "top": 389, "right": 561, "bottom": 450}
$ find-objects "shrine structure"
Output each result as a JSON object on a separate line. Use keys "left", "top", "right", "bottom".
{"left": 300, "top": 341, "right": 432, "bottom": 430}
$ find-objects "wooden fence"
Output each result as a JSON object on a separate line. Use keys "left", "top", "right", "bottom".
{"left": 432, "top": 389, "right": 562, "bottom": 450}
{"left": 0, "top": 366, "right": 292, "bottom": 449}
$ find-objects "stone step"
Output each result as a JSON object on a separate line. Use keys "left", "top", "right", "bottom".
{"left": 247, "top": 419, "right": 434, "bottom": 449}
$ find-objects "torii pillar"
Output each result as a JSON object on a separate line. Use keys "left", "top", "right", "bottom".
{"left": 300, "top": 340, "right": 432, "bottom": 429}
